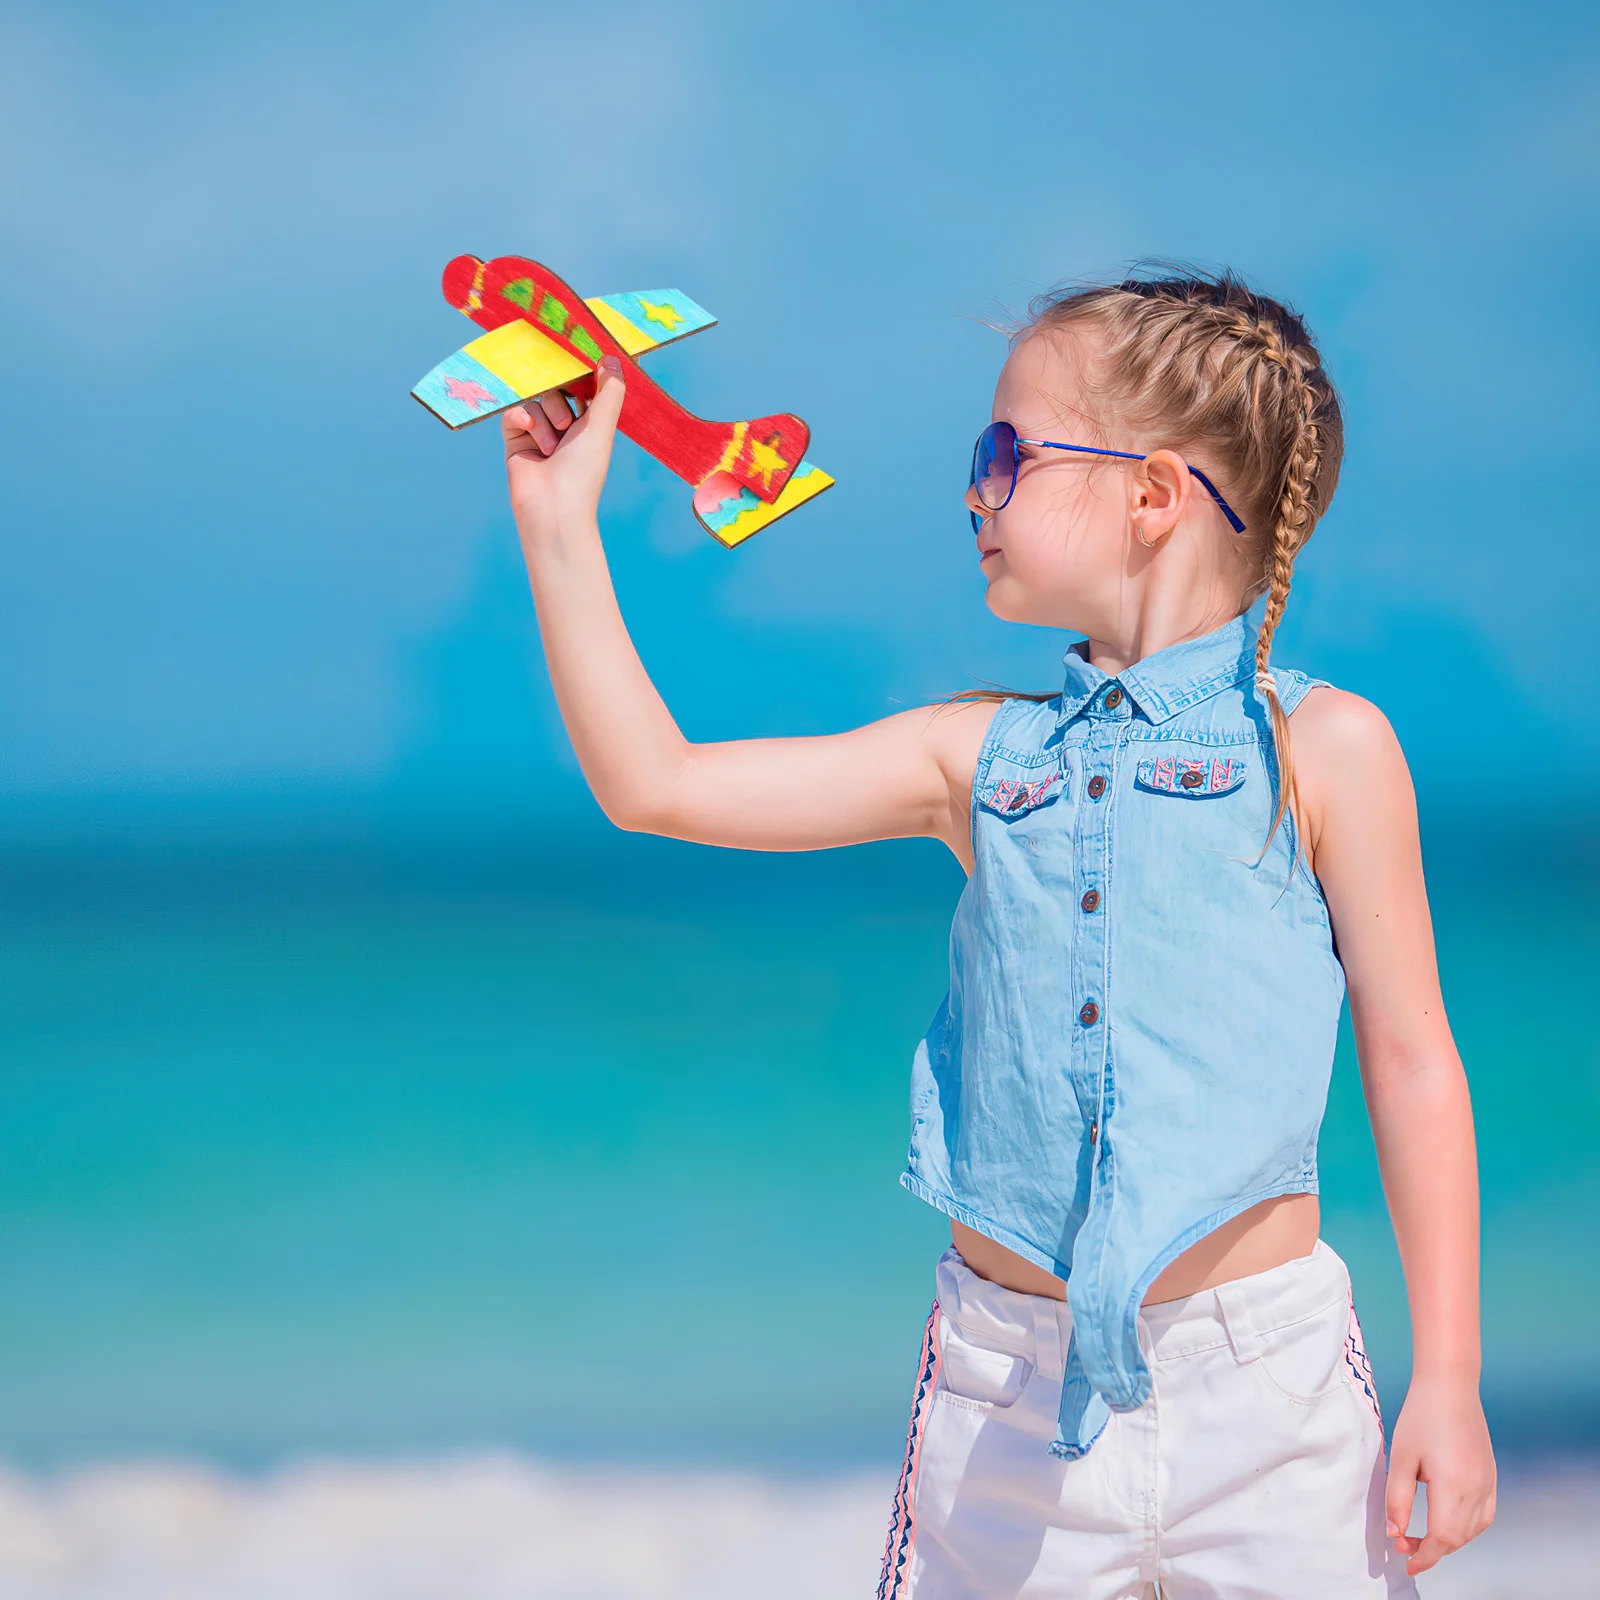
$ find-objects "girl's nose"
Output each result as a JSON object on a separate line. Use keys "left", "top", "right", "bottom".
{"left": 964, "top": 484, "right": 987, "bottom": 518}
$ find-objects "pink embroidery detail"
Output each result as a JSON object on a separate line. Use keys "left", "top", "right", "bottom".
{"left": 879, "top": 1303, "right": 943, "bottom": 1600}
{"left": 1154, "top": 757, "right": 1175, "bottom": 790}
{"left": 986, "top": 771, "right": 1058, "bottom": 814}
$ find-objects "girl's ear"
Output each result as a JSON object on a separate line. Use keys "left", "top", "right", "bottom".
{"left": 1128, "top": 449, "right": 1193, "bottom": 546}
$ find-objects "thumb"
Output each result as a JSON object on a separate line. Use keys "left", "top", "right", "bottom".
{"left": 584, "top": 354, "right": 626, "bottom": 436}
{"left": 1386, "top": 1454, "right": 1419, "bottom": 1547}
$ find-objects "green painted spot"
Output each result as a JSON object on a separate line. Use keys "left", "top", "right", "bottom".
{"left": 538, "top": 293, "right": 570, "bottom": 334}
{"left": 571, "top": 325, "right": 602, "bottom": 364}
{"left": 501, "top": 277, "right": 535, "bottom": 309}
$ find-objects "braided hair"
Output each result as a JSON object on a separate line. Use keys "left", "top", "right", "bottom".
{"left": 1024, "top": 269, "right": 1344, "bottom": 852}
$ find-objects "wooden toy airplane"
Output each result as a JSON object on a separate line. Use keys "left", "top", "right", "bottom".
{"left": 412, "top": 254, "right": 833, "bottom": 548}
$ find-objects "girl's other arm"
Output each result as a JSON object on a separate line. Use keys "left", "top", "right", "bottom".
{"left": 500, "top": 362, "right": 997, "bottom": 863}
{"left": 1292, "top": 688, "right": 1497, "bottom": 1579}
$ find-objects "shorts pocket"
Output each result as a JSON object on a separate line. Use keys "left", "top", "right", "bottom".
{"left": 936, "top": 1319, "right": 1033, "bottom": 1410}
{"left": 1252, "top": 1294, "right": 1352, "bottom": 1405}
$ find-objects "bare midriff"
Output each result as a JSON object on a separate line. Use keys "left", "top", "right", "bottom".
{"left": 951, "top": 1192, "right": 1321, "bottom": 1306}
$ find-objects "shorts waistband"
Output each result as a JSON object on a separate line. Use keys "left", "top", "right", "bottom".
{"left": 935, "top": 1241, "right": 1351, "bottom": 1368}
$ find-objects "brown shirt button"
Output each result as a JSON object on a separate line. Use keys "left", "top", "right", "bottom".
{"left": 1180, "top": 770, "right": 1203, "bottom": 789}
{"left": 1078, "top": 1000, "right": 1100, "bottom": 1027}
{"left": 1081, "top": 889, "right": 1100, "bottom": 913}
{"left": 1087, "top": 775, "right": 1107, "bottom": 799}
{"left": 1104, "top": 687, "right": 1123, "bottom": 709}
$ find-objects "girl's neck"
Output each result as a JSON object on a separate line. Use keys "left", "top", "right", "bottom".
{"left": 1081, "top": 562, "right": 1250, "bottom": 678}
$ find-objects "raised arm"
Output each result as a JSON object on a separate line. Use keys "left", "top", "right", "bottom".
{"left": 501, "top": 358, "right": 997, "bottom": 862}
{"left": 1291, "top": 688, "right": 1496, "bottom": 1579}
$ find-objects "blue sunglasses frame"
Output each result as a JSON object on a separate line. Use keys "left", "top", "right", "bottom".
{"left": 969, "top": 420, "right": 1246, "bottom": 536}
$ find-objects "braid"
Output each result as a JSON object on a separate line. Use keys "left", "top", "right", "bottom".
{"left": 1249, "top": 317, "right": 1324, "bottom": 854}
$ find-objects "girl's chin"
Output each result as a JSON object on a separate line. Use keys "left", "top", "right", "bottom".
{"left": 983, "top": 583, "right": 1020, "bottom": 622}
{"left": 984, "top": 582, "right": 1061, "bottom": 628}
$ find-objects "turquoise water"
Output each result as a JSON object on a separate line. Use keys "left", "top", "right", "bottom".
{"left": 1, "top": 823, "right": 1595, "bottom": 1470}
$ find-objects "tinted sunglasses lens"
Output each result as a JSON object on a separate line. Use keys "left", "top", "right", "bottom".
{"left": 972, "top": 421, "right": 1017, "bottom": 510}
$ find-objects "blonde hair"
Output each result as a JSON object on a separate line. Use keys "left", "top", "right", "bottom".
{"left": 1022, "top": 268, "right": 1344, "bottom": 849}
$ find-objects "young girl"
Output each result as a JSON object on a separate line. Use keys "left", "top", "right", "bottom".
{"left": 498, "top": 271, "right": 1496, "bottom": 1597}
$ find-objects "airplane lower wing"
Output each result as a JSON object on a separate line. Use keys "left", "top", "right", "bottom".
{"left": 692, "top": 461, "right": 834, "bottom": 548}
{"left": 413, "top": 260, "right": 832, "bottom": 548}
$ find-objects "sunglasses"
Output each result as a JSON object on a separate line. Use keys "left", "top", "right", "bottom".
{"left": 969, "top": 420, "right": 1246, "bottom": 536}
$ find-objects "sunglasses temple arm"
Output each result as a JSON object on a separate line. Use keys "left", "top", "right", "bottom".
{"left": 1189, "top": 467, "right": 1247, "bottom": 533}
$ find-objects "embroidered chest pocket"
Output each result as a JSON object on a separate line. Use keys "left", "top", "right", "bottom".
{"left": 1134, "top": 754, "right": 1248, "bottom": 798}
{"left": 976, "top": 755, "right": 1067, "bottom": 818}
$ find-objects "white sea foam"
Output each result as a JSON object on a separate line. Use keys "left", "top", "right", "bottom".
{"left": 0, "top": 1455, "right": 1592, "bottom": 1599}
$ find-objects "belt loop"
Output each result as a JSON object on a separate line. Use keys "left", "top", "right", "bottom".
{"left": 1215, "top": 1281, "right": 1263, "bottom": 1364}
{"left": 1032, "top": 1295, "right": 1066, "bottom": 1383}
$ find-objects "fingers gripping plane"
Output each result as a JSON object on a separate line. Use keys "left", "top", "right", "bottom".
{"left": 412, "top": 255, "right": 833, "bottom": 547}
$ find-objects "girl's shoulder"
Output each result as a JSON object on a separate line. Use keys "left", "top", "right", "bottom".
{"left": 1286, "top": 683, "right": 1412, "bottom": 841}
{"left": 1285, "top": 681, "right": 1399, "bottom": 759}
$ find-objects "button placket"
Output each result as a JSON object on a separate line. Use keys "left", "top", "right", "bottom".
{"left": 1069, "top": 712, "right": 1117, "bottom": 1143}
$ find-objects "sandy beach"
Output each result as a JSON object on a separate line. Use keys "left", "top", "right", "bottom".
{"left": 0, "top": 1454, "right": 1592, "bottom": 1599}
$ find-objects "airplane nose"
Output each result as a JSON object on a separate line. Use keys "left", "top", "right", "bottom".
{"left": 442, "top": 254, "right": 487, "bottom": 313}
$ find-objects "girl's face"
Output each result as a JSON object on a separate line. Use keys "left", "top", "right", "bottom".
{"left": 964, "top": 332, "right": 1254, "bottom": 649}
{"left": 965, "top": 332, "right": 1139, "bottom": 632}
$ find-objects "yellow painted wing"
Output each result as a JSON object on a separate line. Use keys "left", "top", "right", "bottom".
{"left": 413, "top": 290, "right": 719, "bottom": 429}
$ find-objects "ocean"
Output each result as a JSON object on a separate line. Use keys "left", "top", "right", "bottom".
{"left": 1, "top": 818, "right": 1596, "bottom": 1595}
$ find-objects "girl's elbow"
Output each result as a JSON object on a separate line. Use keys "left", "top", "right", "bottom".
{"left": 1361, "top": 1040, "right": 1469, "bottom": 1101}
{"left": 598, "top": 780, "right": 697, "bottom": 839}
{"left": 599, "top": 791, "right": 671, "bottom": 835}
{"left": 595, "top": 749, "right": 704, "bottom": 838}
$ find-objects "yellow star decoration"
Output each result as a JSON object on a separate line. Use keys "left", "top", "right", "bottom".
{"left": 638, "top": 297, "right": 685, "bottom": 333}
{"left": 747, "top": 434, "right": 789, "bottom": 493}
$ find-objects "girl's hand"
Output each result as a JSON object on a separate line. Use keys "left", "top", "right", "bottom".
{"left": 1385, "top": 1374, "right": 1497, "bottom": 1575}
{"left": 501, "top": 355, "right": 626, "bottom": 538}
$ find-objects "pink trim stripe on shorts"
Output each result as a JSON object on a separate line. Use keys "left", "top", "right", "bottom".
{"left": 878, "top": 1302, "right": 942, "bottom": 1600}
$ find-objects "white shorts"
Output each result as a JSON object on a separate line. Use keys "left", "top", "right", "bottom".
{"left": 878, "top": 1241, "right": 1417, "bottom": 1599}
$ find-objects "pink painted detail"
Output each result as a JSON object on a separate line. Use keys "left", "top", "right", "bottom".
{"left": 1344, "top": 1293, "right": 1383, "bottom": 1430}
{"left": 1154, "top": 757, "right": 1175, "bottom": 791}
{"left": 443, "top": 376, "right": 498, "bottom": 409}
{"left": 878, "top": 1303, "right": 943, "bottom": 1600}
{"left": 1210, "top": 757, "right": 1231, "bottom": 791}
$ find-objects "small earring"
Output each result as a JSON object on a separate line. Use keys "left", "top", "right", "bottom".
{"left": 1135, "top": 520, "right": 1161, "bottom": 549}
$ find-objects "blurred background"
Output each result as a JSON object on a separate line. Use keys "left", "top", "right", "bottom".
{"left": 1, "top": 0, "right": 1596, "bottom": 1594}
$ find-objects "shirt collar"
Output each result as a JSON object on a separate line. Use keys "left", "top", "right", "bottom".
{"left": 1057, "top": 594, "right": 1269, "bottom": 726}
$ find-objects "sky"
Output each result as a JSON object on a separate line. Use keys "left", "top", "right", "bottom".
{"left": 2, "top": 0, "right": 1597, "bottom": 840}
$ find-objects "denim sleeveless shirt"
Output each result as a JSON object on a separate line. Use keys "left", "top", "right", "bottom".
{"left": 902, "top": 598, "right": 1345, "bottom": 1458}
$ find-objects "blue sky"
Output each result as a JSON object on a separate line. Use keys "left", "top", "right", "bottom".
{"left": 2, "top": 0, "right": 1597, "bottom": 835}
